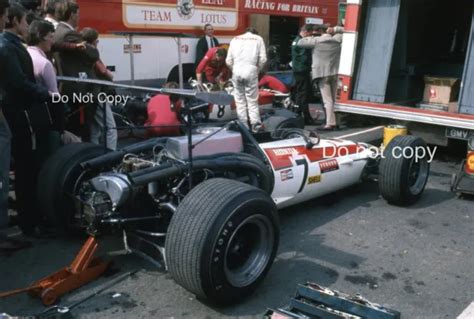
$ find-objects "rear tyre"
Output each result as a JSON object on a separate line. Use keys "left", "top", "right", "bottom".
{"left": 263, "top": 108, "right": 304, "bottom": 132}
{"left": 37, "top": 143, "right": 108, "bottom": 230}
{"left": 379, "top": 135, "right": 430, "bottom": 206}
{"left": 167, "top": 63, "right": 196, "bottom": 83}
{"left": 165, "top": 178, "right": 279, "bottom": 305}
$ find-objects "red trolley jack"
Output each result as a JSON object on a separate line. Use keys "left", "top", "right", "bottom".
{"left": 0, "top": 236, "right": 110, "bottom": 305}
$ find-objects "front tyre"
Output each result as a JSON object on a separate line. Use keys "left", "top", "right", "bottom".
{"left": 165, "top": 178, "right": 279, "bottom": 305}
{"left": 379, "top": 135, "right": 430, "bottom": 206}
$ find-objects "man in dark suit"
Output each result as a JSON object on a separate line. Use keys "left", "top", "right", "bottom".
{"left": 53, "top": 0, "right": 99, "bottom": 140}
{"left": 195, "top": 24, "right": 219, "bottom": 71}
{"left": 1, "top": 3, "right": 51, "bottom": 236}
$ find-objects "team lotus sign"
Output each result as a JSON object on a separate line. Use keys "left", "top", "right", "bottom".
{"left": 122, "top": 0, "right": 338, "bottom": 29}
{"left": 123, "top": 0, "right": 239, "bottom": 29}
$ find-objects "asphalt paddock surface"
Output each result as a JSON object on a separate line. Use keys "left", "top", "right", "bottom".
{"left": 1, "top": 159, "right": 473, "bottom": 318}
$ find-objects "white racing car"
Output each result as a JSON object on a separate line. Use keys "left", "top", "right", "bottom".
{"left": 37, "top": 121, "right": 430, "bottom": 305}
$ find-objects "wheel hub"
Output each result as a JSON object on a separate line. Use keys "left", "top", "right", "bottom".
{"left": 224, "top": 214, "right": 274, "bottom": 288}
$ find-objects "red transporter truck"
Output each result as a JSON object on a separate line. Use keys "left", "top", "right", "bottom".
{"left": 56, "top": 0, "right": 339, "bottom": 86}
{"left": 337, "top": 0, "right": 474, "bottom": 146}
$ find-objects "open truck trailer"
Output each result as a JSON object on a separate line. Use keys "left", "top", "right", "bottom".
{"left": 337, "top": 0, "right": 474, "bottom": 146}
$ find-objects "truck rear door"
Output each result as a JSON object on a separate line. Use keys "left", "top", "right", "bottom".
{"left": 459, "top": 9, "right": 474, "bottom": 115}
{"left": 353, "top": 0, "right": 401, "bottom": 103}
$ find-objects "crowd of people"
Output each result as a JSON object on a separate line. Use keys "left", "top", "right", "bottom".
{"left": 194, "top": 22, "right": 344, "bottom": 131}
{"left": 0, "top": 0, "right": 117, "bottom": 251}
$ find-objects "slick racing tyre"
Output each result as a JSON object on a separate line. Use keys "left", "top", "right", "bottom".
{"left": 263, "top": 109, "right": 304, "bottom": 132}
{"left": 37, "top": 143, "right": 108, "bottom": 231}
{"left": 379, "top": 135, "right": 430, "bottom": 206}
{"left": 166, "top": 178, "right": 279, "bottom": 305}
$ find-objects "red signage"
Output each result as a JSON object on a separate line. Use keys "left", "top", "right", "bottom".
{"left": 240, "top": 0, "right": 339, "bottom": 23}
{"left": 319, "top": 159, "right": 340, "bottom": 174}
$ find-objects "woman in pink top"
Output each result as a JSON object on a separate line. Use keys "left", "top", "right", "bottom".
{"left": 26, "top": 20, "right": 58, "bottom": 93}
{"left": 27, "top": 20, "right": 64, "bottom": 160}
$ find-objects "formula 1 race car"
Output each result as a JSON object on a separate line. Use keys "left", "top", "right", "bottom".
{"left": 37, "top": 121, "right": 430, "bottom": 305}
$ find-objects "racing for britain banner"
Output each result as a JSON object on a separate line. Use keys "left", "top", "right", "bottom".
{"left": 240, "top": 0, "right": 338, "bottom": 24}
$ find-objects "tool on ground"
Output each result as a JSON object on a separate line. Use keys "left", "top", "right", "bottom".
{"left": 38, "top": 269, "right": 139, "bottom": 318}
{"left": 0, "top": 236, "right": 109, "bottom": 305}
{"left": 451, "top": 137, "right": 474, "bottom": 196}
{"left": 265, "top": 282, "right": 400, "bottom": 319}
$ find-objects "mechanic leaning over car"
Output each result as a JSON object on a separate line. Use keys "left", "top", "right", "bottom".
{"left": 124, "top": 82, "right": 182, "bottom": 138}
{"left": 226, "top": 27, "right": 267, "bottom": 133}
{"left": 0, "top": 3, "right": 52, "bottom": 237}
{"left": 196, "top": 47, "right": 231, "bottom": 86}
{"left": 297, "top": 25, "right": 344, "bottom": 131}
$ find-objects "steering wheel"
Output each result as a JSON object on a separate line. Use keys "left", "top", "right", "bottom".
{"left": 272, "top": 128, "right": 320, "bottom": 149}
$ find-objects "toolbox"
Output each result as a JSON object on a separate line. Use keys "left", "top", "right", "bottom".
{"left": 264, "top": 283, "right": 400, "bottom": 319}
